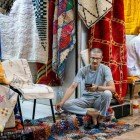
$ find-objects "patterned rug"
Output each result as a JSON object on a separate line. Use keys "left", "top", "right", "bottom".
{"left": 32, "top": 0, "right": 48, "bottom": 52}
{"left": 52, "top": 0, "right": 76, "bottom": 83}
{"left": 88, "top": 0, "right": 127, "bottom": 103}
{"left": 78, "top": 0, "right": 112, "bottom": 28}
{"left": 36, "top": 0, "right": 61, "bottom": 86}
{"left": 1, "top": 114, "right": 140, "bottom": 140}
{"left": 0, "top": 0, "right": 48, "bottom": 64}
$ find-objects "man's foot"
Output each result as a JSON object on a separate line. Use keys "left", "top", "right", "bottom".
{"left": 97, "top": 115, "right": 106, "bottom": 124}
{"left": 86, "top": 108, "right": 100, "bottom": 125}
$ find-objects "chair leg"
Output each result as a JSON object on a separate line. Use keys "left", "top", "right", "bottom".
{"left": 17, "top": 95, "right": 24, "bottom": 128}
{"left": 49, "top": 99, "right": 55, "bottom": 123}
{"left": 32, "top": 99, "right": 36, "bottom": 120}
{"left": 129, "top": 83, "right": 135, "bottom": 99}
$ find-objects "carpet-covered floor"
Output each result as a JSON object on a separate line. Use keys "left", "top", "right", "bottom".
{"left": 109, "top": 115, "right": 140, "bottom": 140}
{"left": 1, "top": 113, "right": 140, "bottom": 140}
{"left": 1, "top": 101, "right": 139, "bottom": 140}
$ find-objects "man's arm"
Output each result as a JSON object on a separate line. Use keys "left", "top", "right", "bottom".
{"left": 61, "top": 82, "right": 78, "bottom": 104}
{"left": 87, "top": 80, "right": 116, "bottom": 93}
{"left": 96, "top": 81, "right": 116, "bottom": 93}
{"left": 55, "top": 82, "right": 78, "bottom": 111}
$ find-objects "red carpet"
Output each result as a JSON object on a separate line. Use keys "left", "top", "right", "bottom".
{"left": 88, "top": 0, "right": 127, "bottom": 103}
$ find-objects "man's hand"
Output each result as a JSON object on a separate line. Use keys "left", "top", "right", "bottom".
{"left": 55, "top": 101, "right": 64, "bottom": 112}
{"left": 86, "top": 84, "right": 98, "bottom": 92}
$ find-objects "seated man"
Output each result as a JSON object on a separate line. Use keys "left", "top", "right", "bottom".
{"left": 55, "top": 48, "right": 116, "bottom": 125}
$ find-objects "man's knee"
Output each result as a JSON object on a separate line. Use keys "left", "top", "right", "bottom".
{"left": 62, "top": 100, "right": 73, "bottom": 110}
{"left": 102, "top": 90, "right": 112, "bottom": 99}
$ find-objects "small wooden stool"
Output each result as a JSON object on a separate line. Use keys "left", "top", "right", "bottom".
{"left": 127, "top": 76, "right": 140, "bottom": 99}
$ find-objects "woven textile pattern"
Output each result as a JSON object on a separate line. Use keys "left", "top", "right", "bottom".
{"left": 0, "top": 0, "right": 15, "bottom": 13}
{"left": 88, "top": 0, "right": 127, "bottom": 103}
{"left": 1, "top": 115, "right": 140, "bottom": 140}
{"left": 52, "top": 0, "right": 75, "bottom": 82}
{"left": 78, "top": 0, "right": 112, "bottom": 28}
{"left": 124, "top": 0, "right": 140, "bottom": 35}
{"left": 32, "top": 0, "right": 48, "bottom": 51}
{"left": 36, "top": 0, "right": 61, "bottom": 86}
{"left": 0, "top": 0, "right": 48, "bottom": 64}
{"left": 0, "top": 86, "right": 17, "bottom": 132}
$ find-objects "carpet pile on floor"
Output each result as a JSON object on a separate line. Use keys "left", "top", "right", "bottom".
{"left": 0, "top": 114, "right": 140, "bottom": 140}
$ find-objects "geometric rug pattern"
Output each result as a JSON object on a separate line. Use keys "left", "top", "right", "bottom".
{"left": 88, "top": 0, "right": 127, "bottom": 103}
{"left": 78, "top": 0, "right": 112, "bottom": 28}
{"left": 1, "top": 115, "right": 140, "bottom": 140}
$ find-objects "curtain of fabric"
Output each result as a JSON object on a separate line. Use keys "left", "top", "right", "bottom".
{"left": 88, "top": 0, "right": 127, "bottom": 103}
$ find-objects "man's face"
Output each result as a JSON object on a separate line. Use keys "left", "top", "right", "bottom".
{"left": 90, "top": 53, "right": 102, "bottom": 68}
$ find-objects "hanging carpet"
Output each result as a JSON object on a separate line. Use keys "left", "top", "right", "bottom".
{"left": 88, "top": 0, "right": 127, "bottom": 103}
{"left": 52, "top": 0, "right": 76, "bottom": 83}
{"left": 0, "top": 0, "right": 48, "bottom": 64}
{"left": 32, "top": 0, "right": 48, "bottom": 52}
{"left": 78, "top": 0, "right": 112, "bottom": 28}
{"left": 36, "top": 0, "right": 61, "bottom": 86}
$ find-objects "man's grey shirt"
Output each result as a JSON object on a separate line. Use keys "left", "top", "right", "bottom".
{"left": 73, "top": 64, "right": 114, "bottom": 97}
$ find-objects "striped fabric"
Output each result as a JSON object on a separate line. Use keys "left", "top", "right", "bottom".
{"left": 32, "top": 0, "right": 48, "bottom": 51}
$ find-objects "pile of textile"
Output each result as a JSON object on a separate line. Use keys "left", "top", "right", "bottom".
{"left": 1, "top": 113, "right": 140, "bottom": 140}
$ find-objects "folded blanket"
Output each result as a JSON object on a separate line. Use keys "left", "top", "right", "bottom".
{"left": 0, "top": 85, "right": 17, "bottom": 132}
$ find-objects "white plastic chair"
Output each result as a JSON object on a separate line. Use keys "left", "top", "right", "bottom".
{"left": 2, "top": 59, "right": 55, "bottom": 122}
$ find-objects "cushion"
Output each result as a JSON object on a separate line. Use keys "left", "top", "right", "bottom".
{"left": 2, "top": 59, "right": 33, "bottom": 87}
{"left": 127, "top": 76, "right": 140, "bottom": 84}
{"left": 0, "top": 62, "right": 10, "bottom": 85}
{"left": 21, "top": 84, "right": 54, "bottom": 100}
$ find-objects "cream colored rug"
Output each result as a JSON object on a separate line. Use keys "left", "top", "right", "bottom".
{"left": 78, "top": 0, "right": 112, "bottom": 28}
{"left": 0, "top": 0, "right": 48, "bottom": 64}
